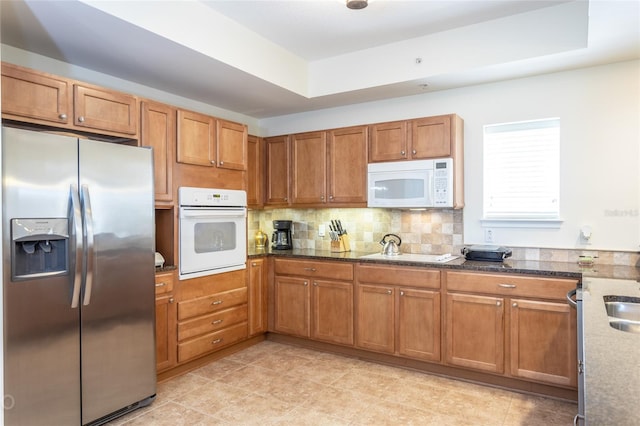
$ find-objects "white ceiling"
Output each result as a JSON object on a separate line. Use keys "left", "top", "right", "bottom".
{"left": 1, "top": 0, "right": 639, "bottom": 119}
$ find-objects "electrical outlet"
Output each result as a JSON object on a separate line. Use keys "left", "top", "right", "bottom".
{"left": 484, "top": 229, "right": 494, "bottom": 243}
{"left": 318, "top": 224, "right": 325, "bottom": 237}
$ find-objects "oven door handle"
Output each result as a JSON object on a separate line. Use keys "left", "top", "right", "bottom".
{"left": 180, "top": 208, "right": 246, "bottom": 219}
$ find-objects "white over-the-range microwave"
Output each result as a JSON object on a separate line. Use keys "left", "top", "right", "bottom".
{"left": 367, "top": 158, "right": 454, "bottom": 208}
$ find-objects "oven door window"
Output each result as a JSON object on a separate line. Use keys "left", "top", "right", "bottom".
{"left": 194, "top": 222, "right": 237, "bottom": 253}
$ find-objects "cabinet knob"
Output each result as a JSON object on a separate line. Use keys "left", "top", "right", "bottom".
{"left": 329, "top": 195, "right": 334, "bottom": 200}
{"left": 210, "top": 160, "right": 216, "bottom": 165}
{"left": 313, "top": 282, "right": 318, "bottom": 286}
{"left": 59, "top": 113, "right": 67, "bottom": 120}
{"left": 320, "top": 195, "right": 324, "bottom": 200}
{"left": 169, "top": 298, "right": 174, "bottom": 304}
{"left": 304, "top": 281, "right": 308, "bottom": 286}
{"left": 496, "top": 301, "right": 502, "bottom": 306}
{"left": 211, "top": 300, "right": 223, "bottom": 305}
{"left": 512, "top": 302, "right": 518, "bottom": 307}
{"left": 284, "top": 197, "right": 288, "bottom": 201}
{"left": 400, "top": 291, "right": 405, "bottom": 296}
{"left": 219, "top": 161, "right": 224, "bottom": 165}
{"left": 400, "top": 150, "right": 406, "bottom": 156}
{"left": 386, "top": 290, "right": 392, "bottom": 295}
{"left": 77, "top": 116, "right": 85, "bottom": 123}
{"left": 412, "top": 149, "right": 417, "bottom": 155}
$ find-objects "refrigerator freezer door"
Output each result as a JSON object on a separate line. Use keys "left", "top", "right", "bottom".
{"left": 2, "top": 127, "right": 82, "bottom": 425}
{"left": 78, "top": 139, "right": 156, "bottom": 424}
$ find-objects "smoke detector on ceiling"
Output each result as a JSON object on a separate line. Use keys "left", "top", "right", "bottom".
{"left": 346, "top": 0, "right": 368, "bottom": 10}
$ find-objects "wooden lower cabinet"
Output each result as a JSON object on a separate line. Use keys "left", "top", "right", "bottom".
{"left": 510, "top": 298, "right": 577, "bottom": 387}
{"left": 155, "top": 271, "right": 177, "bottom": 373}
{"left": 248, "top": 258, "right": 267, "bottom": 336}
{"left": 445, "top": 293, "right": 505, "bottom": 373}
{"left": 356, "top": 264, "right": 441, "bottom": 362}
{"left": 444, "top": 271, "right": 578, "bottom": 388}
{"left": 176, "top": 270, "right": 248, "bottom": 363}
{"left": 273, "top": 259, "right": 354, "bottom": 345}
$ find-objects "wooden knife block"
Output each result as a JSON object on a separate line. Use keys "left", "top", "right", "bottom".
{"left": 331, "top": 234, "right": 351, "bottom": 252}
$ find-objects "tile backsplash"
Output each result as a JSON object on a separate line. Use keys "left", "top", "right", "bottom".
{"left": 248, "top": 208, "right": 639, "bottom": 267}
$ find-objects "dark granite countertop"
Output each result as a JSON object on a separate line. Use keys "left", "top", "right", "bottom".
{"left": 249, "top": 247, "right": 640, "bottom": 282}
{"left": 581, "top": 277, "right": 640, "bottom": 425}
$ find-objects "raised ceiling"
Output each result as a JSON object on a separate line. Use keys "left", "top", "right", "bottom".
{"left": 1, "top": 0, "right": 639, "bottom": 118}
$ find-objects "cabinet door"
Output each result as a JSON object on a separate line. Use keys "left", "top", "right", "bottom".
{"left": 248, "top": 259, "right": 267, "bottom": 336}
{"left": 1, "top": 62, "right": 72, "bottom": 126}
{"left": 176, "top": 109, "right": 215, "bottom": 166}
{"left": 141, "top": 101, "right": 175, "bottom": 202}
{"left": 217, "top": 119, "right": 247, "bottom": 171}
{"left": 398, "top": 288, "right": 441, "bottom": 362}
{"left": 291, "top": 131, "right": 327, "bottom": 205}
{"left": 368, "top": 120, "right": 408, "bottom": 162}
{"left": 510, "top": 299, "right": 577, "bottom": 387}
{"left": 356, "top": 284, "right": 394, "bottom": 354}
{"left": 265, "top": 135, "right": 290, "bottom": 205}
{"left": 73, "top": 84, "right": 137, "bottom": 135}
{"left": 410, "top": 115, "right": 451, "bottom": 159}
{"left": 445, "top": 293, "right": 504, "bottom": 373}
{"left": 274, "top": 276, "right": 310, "bottom": 337}
{"left": 155, "top": 294, "right": 177, "bottom": 373}
{"left": 247, "top": 135, "right": 263, "bottom": 207}
{"left": 328, "top": 126, "right": 368, "bottom": 204}
{"left": 311, "top": 279, "right": 354, "bottom": 346}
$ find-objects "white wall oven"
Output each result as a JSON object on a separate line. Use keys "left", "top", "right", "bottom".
{"left": 179, "top": 187, "right": 247, "bottom": 280}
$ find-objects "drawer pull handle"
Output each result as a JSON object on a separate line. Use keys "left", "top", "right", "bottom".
{"left": 498, "top": 284, "right": 516, "bottom": 288}
{"left": 212, "top": 319, "right": 223, "bottom": 325}
{"left": 304, "top": 267, "right": 317, "bottom": 272}
{"left": 211, "top": 300, "right": 223, "bottom": 305}
{"left": 155, "top": 282, "right": 167, "bottom": 287}
{"left": 212, "top": 338, "right": 223, "bottom": 345}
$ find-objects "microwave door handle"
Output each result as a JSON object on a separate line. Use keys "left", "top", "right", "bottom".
{"left": 70, "top": 184, "right": 83, "bottom": 309}
{"left": 81, "top": 185, "right": 95, "bottom": 306}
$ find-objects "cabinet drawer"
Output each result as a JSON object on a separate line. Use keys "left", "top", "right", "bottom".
{"left": 445, "top": 271, "right": 578, "bottom": 300}
{"left": 180, "top": 269, "right": 246, "bottom": 300}
{"left": 274, "top": 259, "right": 353, "bottom": 281}
{"left": 357, "top": 264, "right": 440, "bottom": 289}
{"left": 178, "top": 287, "right": 247, "bottom": 321}
{"left": 155, "top": 271, "right": 175, "bottom": 295}
{"left": 178, "top": 305, "right": 248, "bottom": 341}
{"left": 177, "top": 322, "right": 248, "bottom": 363}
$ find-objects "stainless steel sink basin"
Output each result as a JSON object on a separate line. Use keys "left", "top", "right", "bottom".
{"left": 603, "top": 296, "right": 640, "bottom": 334}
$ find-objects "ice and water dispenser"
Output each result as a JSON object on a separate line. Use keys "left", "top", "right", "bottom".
{"left": 11, "top": 218, "right": 69, "bottom": 280}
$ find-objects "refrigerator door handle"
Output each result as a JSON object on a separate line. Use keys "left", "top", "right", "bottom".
{"left": 81, "top": 184, "right": 95, "bottom": 306}
{"left": 70, "top": 184, "right": 83, "bottom": 309}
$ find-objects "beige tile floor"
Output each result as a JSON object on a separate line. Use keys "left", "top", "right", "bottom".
{"left": 109, "top": 340, "right": 577, "bottom": 425}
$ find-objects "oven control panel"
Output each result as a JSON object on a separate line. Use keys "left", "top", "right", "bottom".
{"left": 179, "top": 187, "right": 247, "bottom": 207}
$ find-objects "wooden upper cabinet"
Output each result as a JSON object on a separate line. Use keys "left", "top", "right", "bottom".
{"left": 328, "top": 126, "right": 368, "bottom": 205}
{"left": 217, "top": 119, "right": 247, "bottom": 171}
{"left": 369, "top": 120, "right": 408, "bottom": 162}
{"left": 265, "top": 135, "right": 290, "bottom": 206}
{"left": 73, "top": 84, "right": 137, "bottom": 136}
{"left": 411, "top": 115, "right": 452, "bottom": 158}
{"left": 291, "top": 131, "right": 327, "bottom": 205}
{"left": 1, "top": 62, "right": 72, "bottom": 126}
{"left": 1, "top": 62, "right": 138, "bottom": 138}
{"left": 176, "top": 109, "right": 215, "bottom": 166}
{"left": 247, "top": 135, "right": 263, "bottom": 207}
{"left": 369, "top": 114, "right": 463, "bottom": 162}
{"left": 141, "top": 100, "right": 175, "bottom": 203}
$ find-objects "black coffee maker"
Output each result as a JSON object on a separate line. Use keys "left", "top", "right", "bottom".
{"left": 272, "top": 220, "right": 292, "bottom": 250}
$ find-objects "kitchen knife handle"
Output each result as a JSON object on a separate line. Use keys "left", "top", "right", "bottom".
{"left": 81, "top": 185, "right": 95, "bottom": 306}
{"left": 70, "top": 184, "right": 83, "bottom": 309}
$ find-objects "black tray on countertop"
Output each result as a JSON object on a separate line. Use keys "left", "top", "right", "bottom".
{"left": 461, "top": 245, "right": 512, "bottom": 262}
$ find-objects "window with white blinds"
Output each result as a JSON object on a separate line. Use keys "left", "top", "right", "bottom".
{"left": 483, "top": 118, "right": 560, "bottom": 220}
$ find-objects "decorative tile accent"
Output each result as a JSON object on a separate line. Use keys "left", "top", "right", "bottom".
{"left": 248, "top": 209, "right": 639, "bottom": 267}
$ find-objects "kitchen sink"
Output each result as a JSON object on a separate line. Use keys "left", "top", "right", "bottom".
{"left": 603, "top": 296, "right": 640, "bottom": 334}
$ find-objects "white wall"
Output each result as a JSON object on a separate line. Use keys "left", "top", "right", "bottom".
{"left": 260, "top": 61, "right": 640, "bottom": 252}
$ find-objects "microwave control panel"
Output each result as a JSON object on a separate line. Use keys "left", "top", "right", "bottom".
{"left": 433, "top": 159, "right": 453, "bottom": 206}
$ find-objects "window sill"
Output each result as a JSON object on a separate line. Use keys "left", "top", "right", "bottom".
{"left": 481, "top": 218, "right": 564, "bottom": 229}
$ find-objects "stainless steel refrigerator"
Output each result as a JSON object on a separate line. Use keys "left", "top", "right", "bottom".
{"left": 2, "top": 126, "right": 156, "bottom": 425}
